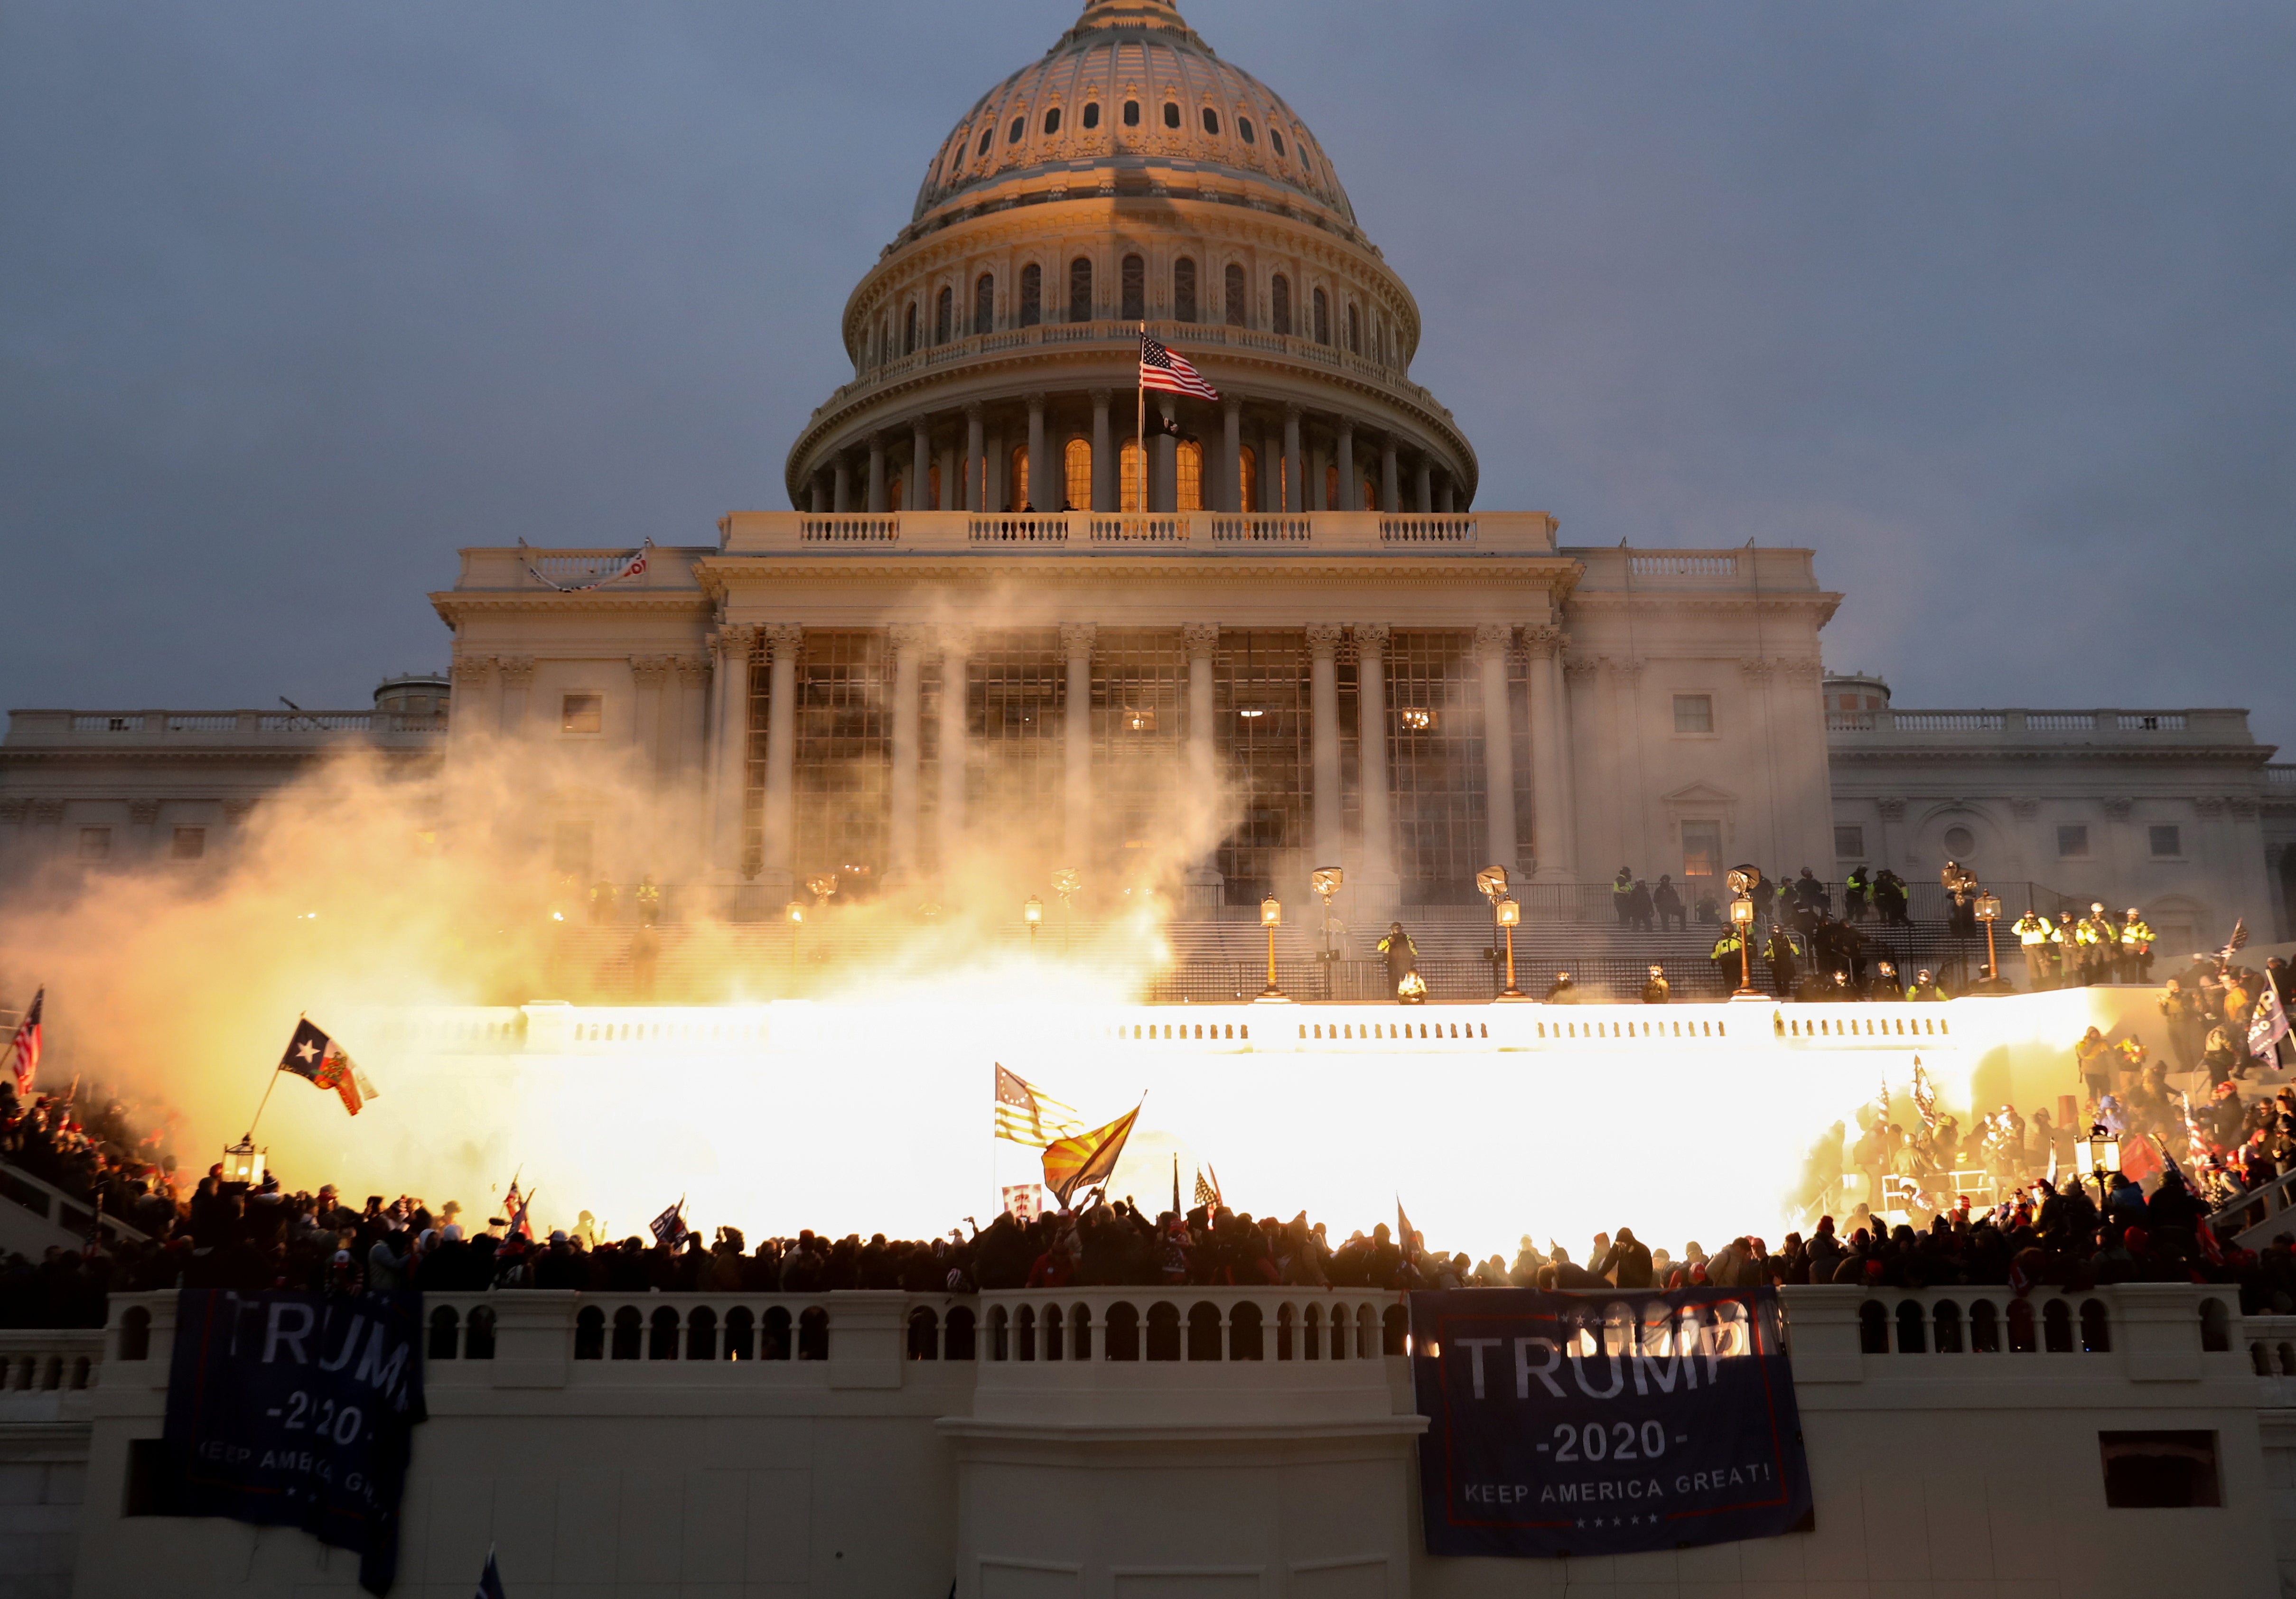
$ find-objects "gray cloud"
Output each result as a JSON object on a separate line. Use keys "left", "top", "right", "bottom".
{"left": 3, "top": 0, "right": 2291, "bottom": 747}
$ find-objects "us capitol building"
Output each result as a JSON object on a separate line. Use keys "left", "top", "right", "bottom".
{"left": 1, "top": 0, "right": 2287, "bottom": 957}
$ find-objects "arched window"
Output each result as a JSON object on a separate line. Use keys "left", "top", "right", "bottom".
{"left": 686, "top": 1306, "right": 718, "bottom": 1361}
{"left": 1176, "top": 440, "right": 1203, "bottom": 511}
{"left": 977, "top": 128, "right": 992, "bottom": 158}
{"left": 1238, "top": 117, "right": 1255, "bottom": 144}
{"left": 1009, "top": 445, "right": 1031, "bottom": 511}
{"left": 1007, "top": 115, "right": 1024, "bottom": 144}
{"left": 1223, "top": 263, "right": 1246, "bottom": 326}
{"left": 1123, "top": 99, "right": 1141, "bottom": 127}
{"left": 1173, "top": 258, "right": 1198, "bottom": 323}
{"left": 1163, "top": 102, "right": 1181, "bottom": 130}
{"left": 1120, "top": 253, "right": 1146, "bottom": 322}
{"left": 1238, "top": 444, "right": 1257, "bottom": 510}
{"left": 1064, "top": 438, "right": 1092, "bottom": 511}
{"left": 575, "top": 1306, "right": 606, "bottom": 1360}
{"left": 1043, "top": 106, "right": 1061, "bottom": 136}
{"left": 1346, "top": 301, "right": 1361, "bottom": 354}
{"left": 723, "top": 1307, "right": 755, "bottom": 1361}
{"left": 1120, "top": 438, "right": 1145, "bottom": 511}
{"left": 1270, "top": 127, "right": 1287, "bottom": 157}
{"left": 1271, "top": 274, "right": 1291, "bottom": 335}
{"left": 649, "top": 1306, "right": 681, "bottom": 1360}
{"left": 611, "top": 1306, "right": 643, "bottom": 1361}
{"left": 1069, "top": 256, "right": 1093, "bottom": 322}
{"left": 1019, "top": 263, "right": 1042, "bottom": 327}
{"left": 1312, "top": 287, "right": 1329, "bottom": 344}
{"left": 974, "top": 274, "right": 995, "bottom": 335}
{"left": 465, "top": 1306, "right": 495, "bottom": 1360}
{"left": 903, "top": 301, "right": 917, "bottom": 355}
{"left": 1201, "top": 107, "right": 1220, "bottom": 135}
{"left": 1082, "top": 102, "right": 1101, "bottom": 130}
{"left": 428, "top": 1306, "right": 460, "bottom": 1360}
{"left": 935, "top": 285, "right": 953, "bottom": 344}
{"left": 1186, "top": 1302, "right": 1222, "bottom": 1361}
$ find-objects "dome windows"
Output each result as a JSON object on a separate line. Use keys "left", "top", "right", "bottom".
{"left": 1162, "top": 101, "right": 1181, "bottom": 130}
{"left": 1223, "top": 264, "right": 1246, "bottom": 326}
{"left": 1019, "top": 263, "right": 1042, "bottom": 327}
{"left": 974, "top": 274, "right": 995, "bottom": 335}
{"left": 1082, "top": 101, "right": 1100, "bottom": 130}
{"left": 1201, "top": 107, "right": 1220, "bottom": 136}
{"left": 1120, "top": 254, "right": 1145, "bottom": 322}
{"left": 1173, "top": 257, "right": 1198, "bottom": 323}
{"left": 1123, "top": 99, "right": 1141, "bottom": 127}
{"left": 1271, "top": 275, "right": 1292, "bottom": 335}
{"left": 936, "top": 286, "right": 954, "bottom": 344}
{"left": 1043, "top": 107, "right": 1061, "bottom": 136}
{"left": 904, "top": 301, "right": 918, "bottom": 355}
{"left": 1069, "top": 257, "right": 1093, "bottom": 322}
{"left": 1346, "top": 302, "right": 1361, "bottom": 354}
{"left": 1270, "top": 128, "right": 1287, "bottom": 157}
{"left": 1312, "top": 287, "right": 1330, "bottom": 346}
{"left": 1007, "top": 116, "right": 1025, "bottom": 144}
{"left": 977, "top": 128, "right": 993, "bottom": 158}
{"left": 1238, "top": 117, "right": 1255, "bottom": 145}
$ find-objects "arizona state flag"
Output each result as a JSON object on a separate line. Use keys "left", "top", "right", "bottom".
{"left": 1040, "top": 1104, "right": 1140, "bottom": 1209}
{"left": 279, "top": 1019, "right": 378, "bottom": 1116}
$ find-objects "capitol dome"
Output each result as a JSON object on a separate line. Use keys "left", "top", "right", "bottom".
{"left": 784, "top": 0, "right": 1477, "bottom": 518}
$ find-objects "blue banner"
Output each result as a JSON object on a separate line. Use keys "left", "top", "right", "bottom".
{"left": 163, "top": 1290, "right": 427, "bottom": 1594}
{"left": 1411, "top": 1287, "right": 1811, "bottom": 1558}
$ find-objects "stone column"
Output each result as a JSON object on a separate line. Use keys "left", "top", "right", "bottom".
{"left": 965, "top": 404, "right": 987, "bottom": 513}
{"left": 1026, "top": 393, "right": 1048, "bottom": 513}
{"left": 866, "top": 436, "right": 887, "bottom": 513}
{"left": 1152, "top": 400, "right": 1177, "bottom": 513}
{"left": 809, "top": 477, "right": 828, "bottom": 513}
{"left": 761, "top": 626, "right": 802, "bottom": 890}
{"left": 449, "top": 654, "right": 498, "bottom": 755}
{"left": 675, "top": 654, "right": 712, "bottom": 797}
{"left": 1307, "top": 623, "right": 1344, "bottom": 867}
{"left": 708, "top": 626, "right": 759, "bottom": 875}
{"left": 1414, "top": 457, "right": 1432, "bottom": 514}
{"left": 887, "top": 624, "right": 926, "bottom": 881}
{"left": 1355, "top": 625, "right": 1396, "bottom": 898}
{"left": 1061, "top": 623, "right": 1096, "bottom": 865}
{"left": 1335, "top": 420, "right": 1357, "bottom": 511}
{"left": 833, "top": 456, "right": 851, "bottom": 513}
{"left": 1260, "top": 425, "right": 1282, "bottom": 511}
{"left": 1283, "top": 406, "right": 1304, "bottom": 513}
{"left": 987, "top": 427, "right": 1007, "bottom": 513}
{"left": 1437, "top": 475, "right": 1455, "bottom": 514}
{"left": 1090, "top": 390, "right": 1113, "bottom": 511}
{"left": 1522, "top": 624, "right": 1574, "bottom": 880}
{"left": 1221, "top": 397, "right": 1243, "bottom": 513}
{"left": 909, "top": 421, "right": 931, "bottom": 511}
{"left": 1381, "top": 437, "right": 1400, "bottom": 512}
{"left": 1308, "top": 444, "right": 1329, "bottom": 511}
{"left": 496, "top": 656, "right": 535, "bottom": 738}
{"left": 937, "top": 442, "right": 957, "bottom": 510}
{"left": 1473, "top": 624, "right": 1518, "bottom": 875}
{"left": 1184, "top": 622, "right": 1222, "bottom": 902}
{"left": 631, "top": 656, "right": 672, "bottom": 790}
{"left": 937, "top": 628, "right": 970, "bottom": 867}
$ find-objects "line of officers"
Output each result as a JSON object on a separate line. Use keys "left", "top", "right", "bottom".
{"left": 2007, "top": 903, "right": 2155, "bottom": 990}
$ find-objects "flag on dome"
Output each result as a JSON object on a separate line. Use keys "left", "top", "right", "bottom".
{"left": 278, "top": 1018, "right": 377, "bottom": 1116}
{"left": 1041, "top": 1103, "right": 1140, "bottom": 1208}
{"left": 1139, "top": 334, "right": 1219, "bottom": 400}
{"left": 6, "top": 987, "right": 42, "bottom": 1097}
{"left": 993, "top": 1063, "right": 1085, "bottom": 1147}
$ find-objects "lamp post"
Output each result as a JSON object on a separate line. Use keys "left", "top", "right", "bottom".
{"left": 1476, "top": 865, "right": 1510, "bottom": 999}
{"left": 1975, "top": 890, "right": 2004, "bottom": 989}
{"left": 1259, "top": 893, "right": 1285, "bottom": 1000}
{"left": 1023, "top": 895, "right": 1043, "bottom": 950}
{"left": 1725, "top": 865, "right": 1764, "bottom": 999}
{"left": 1052, "top": 867, "right": 1080, "bottom": 955}
{"left": 1495, "top": 896, "right": 1525, "bottom": 999}
{"left": 2074, "top": 1123, "right": 2122, "bottom": 1200}
{"left": 1311, "top": 866, "right": 1344, "bottom": 999}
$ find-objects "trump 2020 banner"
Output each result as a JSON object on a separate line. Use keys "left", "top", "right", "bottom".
{"left": 1411, "top": 1287, "right": 1811, "bottom": 1558}
{"left": 163, "top": 1290, "right": 428, "bottom": 1595}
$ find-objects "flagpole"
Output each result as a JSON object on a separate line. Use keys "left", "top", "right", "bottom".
{"left": 1136, "top": 323, "right": 1146, "bottom": 514}
{"left": 243, "top": 1068, "right": 281, "bottom": 1143}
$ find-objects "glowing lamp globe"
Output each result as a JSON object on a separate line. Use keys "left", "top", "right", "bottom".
{"left": 1261, "top": 895, "right": 1282, "bottom": 928}
{"left": 1495, "top": 897, "right": 1521, "bottom": 928}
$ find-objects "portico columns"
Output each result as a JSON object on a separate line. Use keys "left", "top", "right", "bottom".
{"left": 833, "top": 457, "right": 851, "bottom": 513}
{"left": 709, "top": 624, "right": 760, "bottom": 876}
{"left": 761, "top": 625, "right": 802, "bottom": 891}
{"left": 937, "top": 629, "right": 970, "bottom": 868}
{"left": 1061, "top": 623, "right": 1096, "bottom": 865}
{"left": 1335, "top": 420, "right": 1357, "bottom": 511}
{"left": 1026, "top": 393, "right": 1048, "bottom": 513}
{"left": 1381, "top": 438, "right": 1400, "bottom": 513}
{"left": 1523, "top": 623, "right": 1575, "bottom": 881}
{"left": 909, "top": 422, "right": 930, "bottom": 511}
{"left": 496, "top": 656, "right": 534, "bottom": 738}
{"left": 1473, "top": 624, "right": 1518, "bottom": 875}
{"left": 1355, "top": 625, "right": 1396, "bottom": 900}
{"left": 887, "top": 625, "right": 927, "bottom": 882}
{"left": 965, "top": 404, "right": 986, "bottom": 512}
{"left": 1183, "top": 623, "right": 1222, "bottom": 902}
{"left": 1090, "top": 390, "right": 1113, "bottom": 511}
{"left": 1307, "top": 624, "right": 1344, "bottom": 868}
{"left": 866, "top": 436, "right": 887, "bottom": 514}
{"left": 1260, "top": 424, "right": 1282, "bottom": 511}
{"left": 1283, "top": 407, "right": 1304, "bottom": 512}
{"left": 1221, "top": 397, "right": 1243, "bottom": 513}
{"left": 1414, "top": 457, "right": 1432, "bottom": 514}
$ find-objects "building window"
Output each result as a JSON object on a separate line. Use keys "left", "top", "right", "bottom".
{"left": 1163, "top": 102, "right": 1180, "bottom": 130}
{"left": 1120, "top": 254, "right": 1145, "bottom": 321}
{"left": 1223, "top": 263, "right": 1246, "bottom": 326}
{"left": 171, "top": 826, "right": 205, "bottom": 860}
{"left": 1271, "top": 274, "right": 1291, "bottom": 335}
{"left": 1069, "top": 256, "right": 1093, "bottom": 321}
{"left": 1270, "top": 127, "right": 1287, "bottom": 157}
{"left": 1007, "top": 116, "right": 1024, "bottom": 145}
{"left": 1043, "top": 106, "right": 1061, "bottom": 136}
{"left": 1834, "top": 826, "right": 1864, "bottom": 860}
{"left": 2100, "top": 1432, "right": 2220, "bottom": 1508}
{"left": 1201, "top": 107, "right": 1220, "bottom": 135}
{"left": 1672, "top": 694, "right": 1714, "bottom": 734}
{"left": 976, "top": 128, "right": 991, "bottom": 158}
{"left": 935, "top": 286, "right": 953, "bottom": 344}
{"left": 1238, "top": 444, "right": 1257, "bottom": 510}
{"left": 1176, "top": 440, "right": 1202, "bottom": 511}
{"left": 77, "top": 826, "right": 111, "bottom": 861}
{"left": 1173, "top": 258, "right": 1197, "bottom": 323}
{"left": 1680, "top": 821, "right": 1722, "bottom": 882}
{"left": 1346, "top": 302, "right": 1361, "bottom": 354}
{"left": 1063, "top": 438, "right": 1092, "bottom": 511}
{"left": 1009, "top": 446, "right": 1030, "bottom": 512}
{"left": 902, "top": 302, "right": 917, "bottom": 355}
{"left": 2148, "top": 824, "right": 2182, "bottom": 857}
{"left": 2058, "top": 824, "right": 2091, "bottom": 858}
{"left": 1018, "top": 263, "right": 1042, "bottom": 327}
{"left": 1122, "top": 99, "right": 1140, "bottom": 127}
{"left": 561, "top": 694, "right": 603, "bottom": 734}
{"left": 1313, "top": 288, "right": 1329, "bottom": 345}
{"left": 1082, "top": 102, "right": 1100, "bottom": 130}
{"left": 973, "top": 274, "right": 994, "bottom": 336}
{"left": 1943, "top": 825, "right": 1976, "bottom": 855}
{"left": 1238, "top": 117, "right": 1255, "bottom": 144}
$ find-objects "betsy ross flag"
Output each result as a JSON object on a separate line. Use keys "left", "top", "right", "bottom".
{"left": 650, "top": 1198, "right": 689, "bottom": 1248}
{"left": 6, "top": 987, "right": 42, "bottom": 1097}
{"left": 1041, "top": 1104, "right": 1141, "bottom": 1209}
{"left": 1139, "top": 333, "right": 1219, "bottom": 400}
{"left": 279, "top": 1018, "right": 377, "bottom": 1116}
{"left": 994, "top": 1063, "right": 1085, "bottom": 1147}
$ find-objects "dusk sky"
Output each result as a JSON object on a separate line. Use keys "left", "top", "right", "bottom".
{"left": 4, "top": 1, "right": 2292, "bottom": 746}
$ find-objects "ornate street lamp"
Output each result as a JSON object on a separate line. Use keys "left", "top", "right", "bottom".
{"left": 1311, "top": 866, "right": 1344, "bottom": 998}
{"left": 2074, "top": 1122, "right": 2122, "bottom": 1199}
{"left": 1495, "top": 896, "right": 1525, "bottom": 999}
{"left": 1259, "top": 893, "right": 1285, "bottom": 1000}
{"left": 220, "top": 1136, "right": 265, "bottom": 1188}
{"left": 1023, "top": 895, "right": 1043, "bottom": 949}
{"left": 1975, "top": 890, "right": 2004, "bottom": 987}
{"left": 1726, "top": 865, "right": 1763, "bottom": 999}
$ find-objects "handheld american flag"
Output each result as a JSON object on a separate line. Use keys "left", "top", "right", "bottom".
{"left": 6, "top": 987, "right": 41, "bottom": 1097}
{"left": 279, "top": 1018, "right": 377, "bottom": 1116}
{"left": 994, "top": 1063, "right": 1086, "bottom": 1147}
{"left": 1139, "top": 334, "right": 1219, "bottom": 400}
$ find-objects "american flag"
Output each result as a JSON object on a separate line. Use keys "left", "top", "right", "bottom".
{"left": 1193, "top": 1166, "right": 1222, "bottom": 1212}
{"left": 994, "top": 1063, "right": 1085, "bottom": 1147}
{"left": 6, "top": 987, "right": 41, "bottom": 1097}
{"left": 1139, "top": 334, "right": 1219, "bottom": 400}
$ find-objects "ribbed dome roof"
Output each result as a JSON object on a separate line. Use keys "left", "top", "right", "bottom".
{"left": 912, "top": 0, "right": 1355, "bottom": 227}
